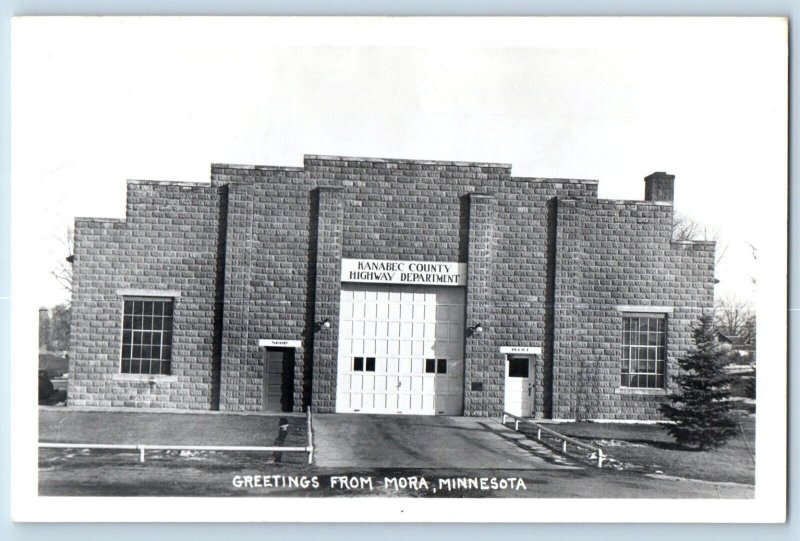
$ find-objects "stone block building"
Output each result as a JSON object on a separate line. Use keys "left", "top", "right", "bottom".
{"left": 68, "top": 155, "right": 715, "bottom": 420}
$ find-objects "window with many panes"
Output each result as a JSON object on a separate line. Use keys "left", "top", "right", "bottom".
{"left": 120, "top": 298, "right": 174, "bottom": 375}
{"left": 621, "top": 313, "right": 666, "bottom": 388}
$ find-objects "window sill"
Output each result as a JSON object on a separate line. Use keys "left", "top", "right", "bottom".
{"left": 615, "top": 387, "right": 667, "bottom": 396}
{"left": 112, "top": 374, "right": 178, "bottom": 383}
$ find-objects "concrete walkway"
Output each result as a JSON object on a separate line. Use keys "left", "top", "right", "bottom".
{"left": 313, "top": 414, "right": 580, "bottom": 470}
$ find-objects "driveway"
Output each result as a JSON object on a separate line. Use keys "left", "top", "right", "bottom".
{"left": 313, "top": 414, "right": 580, "bottom": 470}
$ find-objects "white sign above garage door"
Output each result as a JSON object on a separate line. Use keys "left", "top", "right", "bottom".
{"left": 341, "top": 258, "right": 467, "bottom": 286}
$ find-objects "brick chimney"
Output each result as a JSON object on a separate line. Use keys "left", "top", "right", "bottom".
{"left": 644, "top": 172, "right": 674, "bottom": 203}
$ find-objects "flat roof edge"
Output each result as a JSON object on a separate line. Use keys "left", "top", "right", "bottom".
{"left": 671, "top": 240, "right": 716, "bottom": 246}
{"left": 211, "top": 163, "right": 305, "bottom": 172}
{"left": 74, "top": 217, "right": 125, "bottom": 223}
{"left": 598, "top": 198, "right": 674, "bottom": 207}
{"left": 509, "top": 176, "right": 598, "bottom": 185}
{"left": 304, "top": 154, "right": 513, "bottom": 169}
{"left": 127, "top": 179, "right": 210, "bottom": 187}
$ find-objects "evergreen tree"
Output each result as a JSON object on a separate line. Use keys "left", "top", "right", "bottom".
{"left": 660, "top": 314, "right": 738, "bottom": 450}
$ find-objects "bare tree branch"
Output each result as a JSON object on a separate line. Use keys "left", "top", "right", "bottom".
{"left": 672, "top": 212, "right": 701, "bottom": 242}
{"left": 672, "top": 212, "right": 727, "bottom": 265}
{"left": 746, "top": 241, "right": 758, "bottom": 287}
{"left": 50, "top": 225, "right": 74, "bottom": 302}
{"left": 715, "top": 295, "right": 755, "bottom": 343}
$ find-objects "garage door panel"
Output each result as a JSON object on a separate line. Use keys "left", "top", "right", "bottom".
{"left": 363, "top": 374, "right": 375, "bottom": 391}
{"left": 337, "top": 283, "right": 465, "bottom": 415}
{"left": 362, "top": 394, "right": 374, "bottom": 409}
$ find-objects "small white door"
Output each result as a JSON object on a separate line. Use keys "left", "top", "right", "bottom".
{"left": 504, "top": 355, "right": 533, "bottom": 417}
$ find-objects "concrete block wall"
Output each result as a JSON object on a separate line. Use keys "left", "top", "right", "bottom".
{"left": 304, "top": 156, "right": 512, "bottom": 414}
{"left": 68, "top": 181, "right": 227, "bottom": 409}
{"left": 552, "top": 198, "right": 715, "bottom": 420}
{"left": 310, "top": 187, "right": 345, "bottom": 412}
{"left": 303, "top": 156, "right": 509, "bottom": 261}
{"left": 463, "top": 193, "right": 498, "bottom": 416}
{"left": 214, "top": 166, "right": 316, "bottom": 412}
{"left": 70, "top": 155, "right": 715, "bottom": 420}
{"left": 494, "top": 178, "right": 598, "bottom": 418}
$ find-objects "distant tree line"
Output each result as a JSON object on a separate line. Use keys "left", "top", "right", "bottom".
{"left": 39, "top": 304, "right": 70, "bottom": 352}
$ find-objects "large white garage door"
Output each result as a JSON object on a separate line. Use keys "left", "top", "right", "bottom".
{"left": 336, "top": 283, "right": 465, "bottom": 415}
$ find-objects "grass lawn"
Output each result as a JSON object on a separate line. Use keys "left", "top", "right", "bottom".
{"left": 533, "top": 412, "right": 755, "bottom": 485}
{"left": 40, "top": 409, "right": 310, "bottom": 452}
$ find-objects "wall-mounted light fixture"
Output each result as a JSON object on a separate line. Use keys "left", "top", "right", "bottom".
{"left": 469, "top": 323, "right": 484, "bottom": 335}
{"left": 316, "top": 318, "right": 332, "bottom": 331}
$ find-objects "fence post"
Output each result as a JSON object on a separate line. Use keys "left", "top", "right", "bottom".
{"left": 562, "top": 440, "right": 567, "bottom": 453}
{"left": 138, "top": 446, "right": 145, "bottom": 463}
{"left": 537, "top": 428, "right": 541, "bottom": 440}
{"left": 306, "top": 408, "right": 314, "bottom": 465}
{"left": 597, "top": 449, "right": 605, "bottom": 469}
{"left": 514, "top": 419, "right": 519, "bottom": 431}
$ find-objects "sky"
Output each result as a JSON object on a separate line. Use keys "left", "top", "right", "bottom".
{"left": 11, "top": 17, "right": 787, "bottom": 309}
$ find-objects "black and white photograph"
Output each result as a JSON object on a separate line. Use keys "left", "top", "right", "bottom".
{"left": 9, "top": 16, "right": 787, "bottom": 522}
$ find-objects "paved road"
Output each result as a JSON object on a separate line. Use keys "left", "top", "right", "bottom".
{"left": 313, "top": 414, "right": 580, "bottom": 470}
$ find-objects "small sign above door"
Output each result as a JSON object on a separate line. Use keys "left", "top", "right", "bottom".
{"left": 499, "top": 346, "right": 542, "bottom": 355}
{"left": 258, "top": 339, "right": 303, "bottom": 349}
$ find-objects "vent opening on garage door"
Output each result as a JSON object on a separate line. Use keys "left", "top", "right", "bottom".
{"left": 336, "top": 283, "right": 465, "bottom": 415}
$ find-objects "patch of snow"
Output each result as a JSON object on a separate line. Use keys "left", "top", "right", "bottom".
{"left": 593, "top": 439, "right": 647, "bottom": 448}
